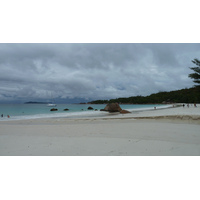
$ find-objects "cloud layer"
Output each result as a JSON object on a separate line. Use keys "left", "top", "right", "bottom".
{"left": 0, "top": 43, "right": 199, "bottom": 103}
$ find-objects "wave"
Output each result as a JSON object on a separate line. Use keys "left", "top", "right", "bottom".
{"left": 0, "top": 110, "right": 109, "bottom": 121}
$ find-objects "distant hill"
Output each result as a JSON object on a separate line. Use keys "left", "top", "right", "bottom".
{"left": 89, "top": 87, "right": 200, "bottom": 104}
{"left": 24, "top": 101, "right": 49, "bottom": 104}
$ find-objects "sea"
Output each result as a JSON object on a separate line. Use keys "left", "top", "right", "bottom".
{"left": 0, "top": 103, "right": 172, "bottom": 121}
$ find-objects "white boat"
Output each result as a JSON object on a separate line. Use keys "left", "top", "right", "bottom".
{"left": 47, "top": 92, "right": 57, "bottom": 107}
{"left": 47, "top": 103, "right": 57, "bottom": 107}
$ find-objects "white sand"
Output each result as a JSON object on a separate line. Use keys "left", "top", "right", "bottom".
{"left": 0, "top": 105, "right": 200, "bottom": 156}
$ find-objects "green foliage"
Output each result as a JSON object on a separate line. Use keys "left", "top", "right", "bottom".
{"left": 89, "top": 87, "right": 200, "bottom": 104}
{"left": 89, "top": 100, "right": 108, "bottom": 104}
{"left": 188, "top": 58, "right": 200, "bottom": 86}
{"left": 90, "top": 58, "right": 200, "bottom": 105}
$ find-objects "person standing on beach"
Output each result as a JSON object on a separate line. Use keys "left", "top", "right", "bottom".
{"left": 1, "top": 114, "right": 3, "bottom": 117}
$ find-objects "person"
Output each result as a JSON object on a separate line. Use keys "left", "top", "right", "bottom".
{"left": 194, "top": 103, "right": 197, "bottom": 107}
{"left": 7, "top": 115, "right": 10, "bottom": 118}
{"left": 187, "top": 104, "right": 189, "bottom": 108}
{"left": 183, "top": 104, "right": 185, "bottom": 107}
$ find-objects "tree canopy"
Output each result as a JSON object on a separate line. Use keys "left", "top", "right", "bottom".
{"left": 188, "top": 58, "right": 200, "bottom": 87}
{"left": 89, "top": 59, "right": 200, "bottom": 104}
{"left": 89, "top": 87, "right": 200, "bottom": 104}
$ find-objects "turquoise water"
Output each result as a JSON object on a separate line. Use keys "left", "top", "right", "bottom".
{"left": 0, "top": 104, "right": 171, "bottom": 121}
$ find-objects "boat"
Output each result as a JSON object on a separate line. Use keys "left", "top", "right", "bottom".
{"left": 47, "top": 103, "right": 57, "bottom": 107}
{"left": 47, "top": 92, "right": 57, "bottom": 107}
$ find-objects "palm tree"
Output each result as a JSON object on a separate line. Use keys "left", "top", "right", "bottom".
{"left": 188, "top": 58, "right": 200, "bottom": 87}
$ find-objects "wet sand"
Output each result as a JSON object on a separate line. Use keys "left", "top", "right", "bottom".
{"left": 0, "top": 105, "right": 200, "bottom": 155}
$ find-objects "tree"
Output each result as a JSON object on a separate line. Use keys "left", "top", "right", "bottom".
{"left": 188, "top": 58, "right": 200, "bottom": 87}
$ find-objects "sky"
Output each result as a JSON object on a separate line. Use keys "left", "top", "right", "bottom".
{"left": 0, "top": 43, "right": 199, "bottom": 103}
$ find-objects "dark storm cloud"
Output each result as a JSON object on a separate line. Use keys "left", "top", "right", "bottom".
{"left": 0, "top": 43, "right": 199, "bottom": 103}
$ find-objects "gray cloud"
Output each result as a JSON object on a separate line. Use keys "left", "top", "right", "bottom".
{"left": 0, "top": 43, "right": 199, "bottom": 103}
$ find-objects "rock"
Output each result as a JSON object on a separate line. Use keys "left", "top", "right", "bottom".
{"left": 50, "top": 108, "right": 58, "bottom": 111}
{"left": 63, "top": 108, "right": 69, "bottom": 111}
{"left": 120, "top": 110, "right": 131, "bottom": 114}
{"left": 103, "top": 103, "right": 122, "bottom": 112}
{"left": 87, "top": 106, "right": 94, "bottom": 110}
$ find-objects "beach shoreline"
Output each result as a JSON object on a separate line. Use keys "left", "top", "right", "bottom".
{"left": 0, "top": 103, "right": 173, "bottom": 122}
{"left": 0, "top": 105, "right": 200, "bottom": 156}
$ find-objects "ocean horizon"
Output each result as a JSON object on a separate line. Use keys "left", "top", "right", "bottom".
{"left": 0, "top": 103, "right": 172, "bottom": 121}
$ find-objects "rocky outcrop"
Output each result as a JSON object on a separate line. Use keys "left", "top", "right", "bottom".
{"left": 63, "top": 108, "right": 69, "bottom": 111}
{"left": 87, "top": 106, "right": 94, "bottom": 110}
{"left": 120, "top": 110, "right": 131, "bottom": 114}
{"left": 50, "top": 108, "right": 58, "bottom": 111}
{"left": 103, "top": 103, "right": 122, "bottom": 112}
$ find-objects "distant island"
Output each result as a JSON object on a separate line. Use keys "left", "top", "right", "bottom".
{"left": 24, "top": 101, "right": 50, "bottom": 104}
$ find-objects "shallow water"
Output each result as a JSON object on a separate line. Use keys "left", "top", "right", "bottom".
{"left": 0, "top": 103, "right": 171, "bottom": 121}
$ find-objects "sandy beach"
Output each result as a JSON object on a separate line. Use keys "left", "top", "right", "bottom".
{"left": 0, "top": 104, "right": 200, "bottom": 156}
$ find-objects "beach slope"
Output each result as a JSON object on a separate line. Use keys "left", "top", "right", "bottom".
{"left": 0, "top": 105, "right": 200, "bottom": 156}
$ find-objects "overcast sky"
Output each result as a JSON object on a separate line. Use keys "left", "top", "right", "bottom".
{"left": 0, "top": 43, "right": 199, "bottom": 103}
